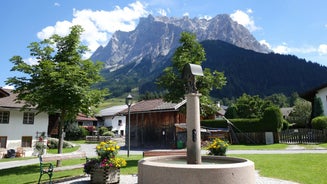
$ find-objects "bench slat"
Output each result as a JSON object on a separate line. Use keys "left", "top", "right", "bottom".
{"left": 41, "top": 152, "right": 86, "bottom": 162}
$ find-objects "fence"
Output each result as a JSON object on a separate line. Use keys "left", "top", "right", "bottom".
{"left": 232, "top": 129, "right": 327, "bottom": 144}
{"left": 279, "top": 128, "right": 327, "bottom": 144}
{"left": 85, "top": 136, "right": 112, "bottom": 143}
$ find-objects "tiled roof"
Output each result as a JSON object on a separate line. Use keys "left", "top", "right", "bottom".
{"left": 97, "top": 105, "right": 127, "bottom": 117}
{"left": 76, "top": 113, "right": 97, "bottom": 121}
{"left": 0, "top": 88, "right": 25, "bottom": 109}
{"left": 122, "top": 98, "right": 186, "bottom": 114}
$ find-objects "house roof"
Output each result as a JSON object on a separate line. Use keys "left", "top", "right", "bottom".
{"left": 300, "top": 82, "right": 327, "bottom": 102}
{"left": 122, "top": 98, "right": 186, "bottom": 114}
{"left": 76, "top": 113, "right": 97, "bottom": 121}
{"left": 0, "top": 88, "right": 25, "bottom": 109}
{"left": 280, "top": 107, "right": 293, "bottom": 117}
{"left": 97, "top": 105, "right": 127, "bottom": 117}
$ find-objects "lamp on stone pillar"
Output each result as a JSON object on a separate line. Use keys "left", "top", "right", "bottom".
{"left": 125, "top": 94, "right": 133, "bottom": 157}
{"left": 183, "top": 63, "right": 204, "bottom": 164}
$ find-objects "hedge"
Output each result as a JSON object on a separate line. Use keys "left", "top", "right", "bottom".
{"left": 201, "top": 107, "right": 282, "bottom": 132}
{"left": 311, "top": 116, "right": 327, "bottom": 130}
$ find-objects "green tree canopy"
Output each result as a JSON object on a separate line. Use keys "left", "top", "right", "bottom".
{"left": 156, "top": 32, "right": 226, "bottom": 117}
{"left": 265, "top": 93, "right": 289, "bottom": 108}
{"left": 234, "top": 93, "right": 273, "bottom": 118}
{"left": 286, "top": 98, "right": 311, "bottom": 127}
{"left": 6, "top": 25, "right": 107, "bottom": 165}
{"left": 312, "top": 97, "right": 324, "bottom": 118}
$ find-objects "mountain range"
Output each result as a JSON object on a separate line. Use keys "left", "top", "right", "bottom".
{"left": 90, "top": 14, "right": 327, "bottom": 99}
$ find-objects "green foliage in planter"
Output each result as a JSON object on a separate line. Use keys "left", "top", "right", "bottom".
{"left": 206, "top": 138, "right": 229, "bottom": 156}
{"left": 311, "top": 116, "right": 327, "bottom": 130}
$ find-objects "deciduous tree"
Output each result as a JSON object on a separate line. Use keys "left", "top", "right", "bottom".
{"left": 6, "top": 25, "right": 107, "bottom": 166}
{"left": 156, "top": 32, "right": 226, "bottom": 117}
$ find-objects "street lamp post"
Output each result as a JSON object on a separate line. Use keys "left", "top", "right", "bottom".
{"left": 125, "top": 94, "right": 133, "bottom": 157}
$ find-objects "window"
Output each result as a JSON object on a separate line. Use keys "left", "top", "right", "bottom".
{"left": 0, "top": 111, "right": 9, "bottom": 124}
{"left": 23, "top": 112, "right": 34, "bottom": 124}
{"left": 0, "top": 136, "right": 7, "bottom": 148}
{"left": 21, "top": 136, "right": 32, "bottom": 147}
{"left": 118, "top": 120, "right": 122, "bottom": 126}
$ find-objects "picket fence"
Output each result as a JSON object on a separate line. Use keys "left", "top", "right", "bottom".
{"left": 231, "top": 128, "right": 327, "bottom": 144}
{"left": 279, "top": 128, "right": 327, "bottom": 144}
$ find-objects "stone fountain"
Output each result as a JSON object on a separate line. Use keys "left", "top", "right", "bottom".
{"left": 138, "top": 64, "right": 255, "bottom": 184}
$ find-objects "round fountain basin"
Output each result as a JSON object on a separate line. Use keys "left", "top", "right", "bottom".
{"left": 138, "top": 155, "right": 255, "bottom": 184}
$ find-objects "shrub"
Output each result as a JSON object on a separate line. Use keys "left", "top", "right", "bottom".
{"left": 224, "top": 105, "right": 238, "bottom": 119}
{"left": 99, "top": 126, "right": 109, "bottom": 135}
{"left": 281, "top": 119, "right": 290, "bottom": 130}
{"left": 261, "top": 106, "right": 283, "bottom": 132}
{"left": 47, "top": 138, "right": 75, "bottom": 149}
{"left": 34, "top": 141, "right": 47, "bottom": 156}
{"left": 80, "top": 126, "right": 89, "bottom": 137}
{"left": 311, "top": 116, "right": 327, "bottom": 130}
{"left": 103, "top": 131, "right": 115, "bottom": 137}
{"left": 65, "top": 123, "right": 85, "bottom": 140}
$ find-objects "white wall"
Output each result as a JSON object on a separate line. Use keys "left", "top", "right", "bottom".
{"left": 316, "top": 87, "right": 327, "bottom": 116}
{"left": 104, "top": 115, "right": 126, "bottom": 136}
{"left": 0, "top": 109, "right": 48, "bottom": 155}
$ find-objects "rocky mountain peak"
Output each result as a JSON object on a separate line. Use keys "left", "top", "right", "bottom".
{"left": 91, "top": 14, "right": 270, "bottom": 70}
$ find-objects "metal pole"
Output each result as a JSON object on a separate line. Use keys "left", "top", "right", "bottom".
{"left": 127, "top": 105, "right": 131, "bottom": 157}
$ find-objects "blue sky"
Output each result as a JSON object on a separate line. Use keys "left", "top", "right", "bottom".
{"left": 1, "top": 0, "right": 327, "bottom": 88}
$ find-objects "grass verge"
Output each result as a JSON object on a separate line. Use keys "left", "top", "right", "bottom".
{"left": 228, "top": 143, "right": 288, "bottom": 150}
{"left": 232, "top": 153, "right": 327, "bottom": 184}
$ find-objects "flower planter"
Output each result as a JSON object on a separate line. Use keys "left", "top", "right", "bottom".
{"left": 90, "top": 167, "right": 120, "bottom": 184}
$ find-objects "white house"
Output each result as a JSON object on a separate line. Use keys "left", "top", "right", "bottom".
{"left": 301, "top": 83, "right": 327, "bottom": 116}
{"left": 97, "top": 105, "right": 127, "bottom": 136}
{"left": 0, "top": 88, "right": 49, "bottom": 157}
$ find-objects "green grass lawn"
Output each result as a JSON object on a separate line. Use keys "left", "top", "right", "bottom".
{"left": 46, "top": 145, "right": 80, "bottom": 154}
{"left": 1, "top": 142, "right": 326, "bottom": 184}
{"left": 232, "top": 154, "right": 327, "bottom": 184}
{"left": 0, "top": 158, "right": 85, "bottom": 184}
{"left": 1, "top": 154, "right": 326, "bottom": 184}
{"left": 0, "top": 156, "right": 139, "bottom": 184}
{"left": 228, "top": 143, "right": 289, "bottom": 150}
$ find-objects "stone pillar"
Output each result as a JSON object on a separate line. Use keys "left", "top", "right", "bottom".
{"left": 186, "top": 93, "right": 202, "bottom": 164}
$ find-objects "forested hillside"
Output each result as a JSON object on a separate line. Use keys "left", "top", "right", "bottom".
{"left": 202, "top": 40, "right": 327, "bottom": 98}
{"left": 98, "top": 40, "right": 327, "bottom": 99}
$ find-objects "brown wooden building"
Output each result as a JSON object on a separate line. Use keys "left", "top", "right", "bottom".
{"left": 122, "top": 99, "right": 186, "bottom": 148}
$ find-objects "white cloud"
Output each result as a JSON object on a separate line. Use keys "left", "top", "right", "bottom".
{"left": 183, "top": 12, "right": 189, "bottom": 17}
{"left": 24, "top": 57, "right": 38, "bottom": 65}
{"left": 3, "top": 85, "right": 14, "bottom": 89}
{"left": 259, "top": 40, "right": 270, "bottom": 49}
{"left": 157, "top": 8, "right": 167, "bottom": 16}
{"left": 318, "top": 44, "right": 327, "bottom": 55}
{"left": 265, "top": 41, "right": 320, "bottom": 56}
{"left": 273, "top": 45, "right": 289, "bottom": 54}
{"left": 37, "top": 1, "right": 149, "bottom": 58}
{"left": 230, "top": 9, "right": 260, "bottom": 32}
{"left": 54, "top": 3, "right": 60, "bottom": 7}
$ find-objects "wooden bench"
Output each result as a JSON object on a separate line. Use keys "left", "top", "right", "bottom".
{"left": 143, "top": 149, "right": 187, "bottom": 157}
{"left": 38, "top": 151, "right": 86, "bottom": 184}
